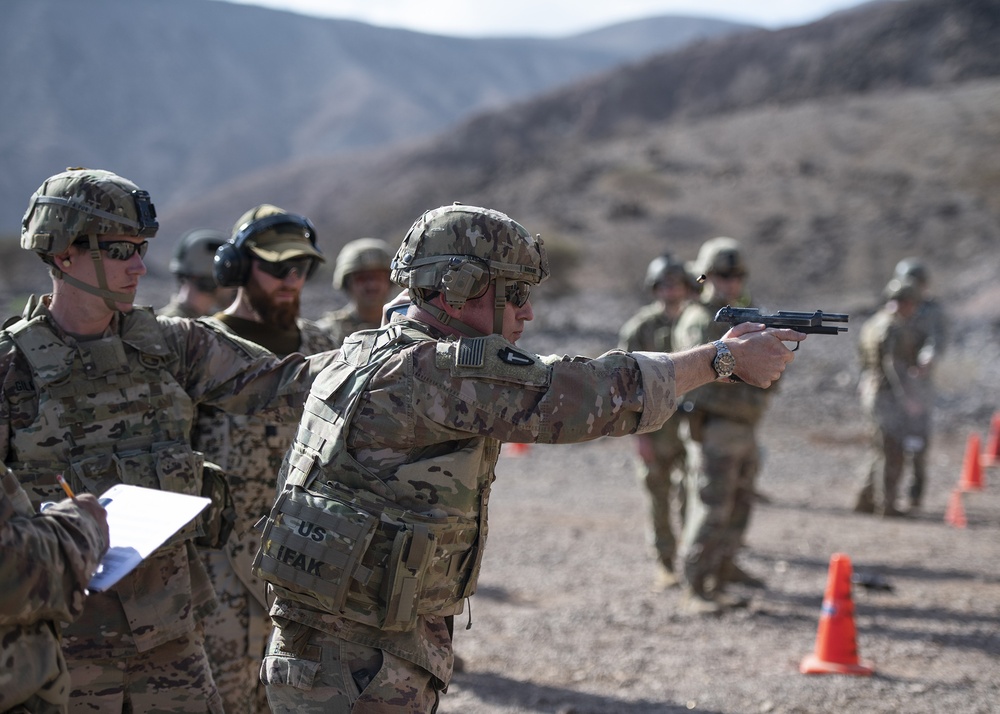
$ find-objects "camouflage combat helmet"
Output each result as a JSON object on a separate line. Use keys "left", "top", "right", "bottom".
{"left": 333, "top": 237, "right": 392, "bottom": 290}
{"left": 893, "top": 257, "right": 929, "bottom": 287}
{"left": 644, "top": 254, "right": 688, "bottom": 291}
{"left": 171, "top": 228, "right": 228, "bottom": 281}
{"left": 391, "top": 203, "right": 549, "bottom": 336}
{"left": 21, "top": 167, "right": 159, "bottom": 307}
{"left": 693, "top": 236, "right": 745, "bottom": 278}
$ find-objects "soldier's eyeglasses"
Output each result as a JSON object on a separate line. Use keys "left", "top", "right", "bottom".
{"left": 505, "top": 281, "right": 531, "bottom": 307}
{"left": 80, "top": 240, "right": 149, "bottom": 261}
{"left": 256, "top": 257, "right": 315, "bottom": 280}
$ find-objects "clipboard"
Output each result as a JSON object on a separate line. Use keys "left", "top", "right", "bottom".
{"left": 87, "top": 484, "right": 210, "bottom": 592}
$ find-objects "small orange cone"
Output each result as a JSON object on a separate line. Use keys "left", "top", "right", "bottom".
{"left": 944, "top": 488, "right": 967, "bottom": 529}
{"left": 982, "top": 413, "right": 1000, "bottom": 467}
{"left": 507, "top": 442, "right": 531, "bottom": 456}
{"left": 960, "top": 433, "right": 984, "bottom": 492}
{"left": 800, "top": 553, "right": 874, "bottom": 676}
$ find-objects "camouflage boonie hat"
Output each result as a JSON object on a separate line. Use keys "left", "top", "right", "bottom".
{"left": 333, "top": 237, "right": 392, "bottom": 290}
{"left": 21, "top": 167, "right": 158, "bottom": 257}
{"left": 171, "top": 228, "right": 228, "bottom": 279}
{"left": 391, "top": 203, "right": 549, "bottom": 307}
{"left": 694, "top": 236, "right": 745, "bottom": 277}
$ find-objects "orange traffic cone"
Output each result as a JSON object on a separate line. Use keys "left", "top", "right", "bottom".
{"left": 982, "top": 413, "right": 1000, "bottom": 467}
{"left": 960, "top": 433, "right": 984, "bottom": 492}
{"left": 800, "top": 553, "right": 874, "bottom": 676}
{"left": 944, "top": 488, "right": 967, "bottom": 528}
{"left": 506, "top": 442, "right": 531, "bottom": 456}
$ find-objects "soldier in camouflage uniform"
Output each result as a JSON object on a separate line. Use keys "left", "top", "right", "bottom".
{"left": 317, "top": 238, "right": 394, "bottom": 346}
{"left": 193, "top": 204, "right": 336, "bottom": 714}
{"left": 254, "top": 204, "right": 804, "bottom": 712}
{"left": 673, "top": 237, "right": 773, "bottom": 615}
{"left": 853, "top": 279, "right": 925, "bottom": 517}
{"left": 2, "top": 168, "right": 337, "bottom": 713}
{"left": 0, "top": 463, "right": 108, "bottom": 714}
{"left": 892, "top": 257, "right": 946, "bottom": 512}
{"left": 618, "top": 254, "right": 698, "bottom": 589}
{"left": 159, "top": 228, "right": 235, "bottom": 318}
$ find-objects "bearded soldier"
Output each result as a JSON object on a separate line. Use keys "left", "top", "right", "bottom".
{"left": 193, "top": 204, "right": 336, "bottom": 713}
{"left": 254, "top": 204, "right": 804, "bottom": 712}
{"left": 2, "top": 168, "right": 336, "bottom": 712}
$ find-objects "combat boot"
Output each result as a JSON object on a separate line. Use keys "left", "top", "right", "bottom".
{"left": 652, "top": 563, "right": 680, "bottom": 591}
{"left": 680, "top": 588, "right": 749, "bottom": 616}
{"left": 720, "top": 559, "right": 767, "bottom": 589}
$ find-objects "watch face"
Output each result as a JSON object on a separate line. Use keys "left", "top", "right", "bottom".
{"left": 713, "top": 342, "right": 736, "bottom": 378}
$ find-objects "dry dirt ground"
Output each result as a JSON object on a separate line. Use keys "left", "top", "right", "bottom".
{"left": 438, "top": 326, "right": 1000, "bottom": 714}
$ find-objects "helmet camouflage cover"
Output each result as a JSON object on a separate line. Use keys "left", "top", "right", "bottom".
{"left": 21, "top": 167, "right": 158, "bottom": 258}
{"left": 171, "top": 228, "right": 228, "bottom": 279}
{"left": 334, "top": 237, "right": 393, "bottom": 290}
{"left": 391, "top": 203, "right": 549, "bottom": 308}
{"left": 694, "top": 236, "right": 745, "bottom": 277}
{"left": 644, "top": 253, "right": 688, "bottom": 291}
{"left": 893, "top": 256, "right": 929, "bottom": 286}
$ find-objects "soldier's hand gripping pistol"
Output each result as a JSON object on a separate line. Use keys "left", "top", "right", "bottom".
{"left": 714, "top": 306, "right": 848, "bottom": 351}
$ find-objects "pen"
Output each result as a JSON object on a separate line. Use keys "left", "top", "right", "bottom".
{"left": 56, "top": 473, "right": 77, "bottom": 500}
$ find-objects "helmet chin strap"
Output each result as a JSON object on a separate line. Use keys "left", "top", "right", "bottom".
{"left": 52, "top": 235, "right": 136, "bottom": 310}
{"left": 492, "top": 275, "right": 507, "bottom": 336}
{"left": 412, "top": 294, "right": 487, "bottom": 338}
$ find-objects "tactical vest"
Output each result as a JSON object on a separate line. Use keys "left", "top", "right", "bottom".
{"left": 254, "top": 324, "right": 494, "bottom": 632}
{"left": 2, "top": 308, "right": 212, "bottom": 653}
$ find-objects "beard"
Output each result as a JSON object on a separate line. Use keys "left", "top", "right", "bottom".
{"left": 246, "top": 280, "right": 300, "bottom": 330}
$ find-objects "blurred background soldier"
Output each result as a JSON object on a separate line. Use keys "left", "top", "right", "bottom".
{"left": 317, "top": 237, "right": 393, "bottom": 345}
{"left": 892, "top": 257, "right": 947, "bottom": 512}
{"left": 7, "top": 168, "right": 335, "bottom": 712}
{"left": 193, "top": 204, "right": 335, "bottom": 714}
{"left": 159, "top": 228, "right": 235, "bottom": 318}
{"left": 255, "top": 205, "right": 801, "bottom": 713}
{"left": 673, "top": 237, "right": 772, "bottom": 614}
{"left": 854, "top": 279, "right": 926, "bottom": 517}
{"left": 619, "top": 254, "right": 698, "bottom": 590}
{"left": 0, "top": 463, "right": 108, "bottom": 713}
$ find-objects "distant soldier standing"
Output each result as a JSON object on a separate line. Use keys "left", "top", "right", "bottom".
{"left": 853, "top": 279, "right": 925, "bottom": 517}
{"left": 255, "top": 204, "right": 803, "bottom": 712}
{"left": 0, "top": 463, "right": 108, "bottom": 713}
{"left": 673, "top": 237, "right": 772, "bottom": 614}
{"left": 194, "top": 204, "right": 336, "bottom": 713}
{"left": 317, "top": 237, "right": 394, "bottom": 346}
{"left": 3, "top": 168, "right": 336, "bottom": 712}
{"left": 892, "top": 257, "right": 946, "bottom": 512}
{"left": 159, "top": 228, "right": 235, "bottom": 318}
{"left": 618, "top": 254, "right": 697, "bottom": 589}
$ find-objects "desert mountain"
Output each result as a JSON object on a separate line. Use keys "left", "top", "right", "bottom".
{"left": 159, "top": 0, "right": 999, "bottom": 325}
{"left": 0, "top": 0, "right": 751, "bottom": 231}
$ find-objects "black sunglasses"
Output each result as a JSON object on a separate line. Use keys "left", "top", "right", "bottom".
{"left": 76, "top": 239, "right": 149, "bottom": 261}
{"left": 256, "top": 257, "right": 315, "bottom": 280}
{"left": 505, "top": 281, "right": 531, "bottom": 308}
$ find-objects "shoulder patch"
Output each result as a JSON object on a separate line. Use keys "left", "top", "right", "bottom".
{"left": 457, "top": 337, "right": 486, "bottom": 368}
{"left": 497, "top": 346, "right": 534, "bottom": 366}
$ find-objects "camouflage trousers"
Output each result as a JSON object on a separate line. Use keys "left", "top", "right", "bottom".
{"left": 201, "top": 549, "right": 271, "bottom": 714}
{"left": 680, "top": 417, "right": 759, "bottom": 595}
{"left": 262, "top": 618, "right": 441, "bottom": 713}
{"left": 634, "top": 434, "right": 687, "bottom": 569}
{"left": 67, "top": 627, "right": 223, "bottom": 713}
{"left": 855, "top": 423, "right": 929, "bottom": 513}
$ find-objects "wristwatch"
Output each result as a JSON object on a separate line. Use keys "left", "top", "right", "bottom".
{"left": 712, "top": 340, "right": 736, "bottom": 380}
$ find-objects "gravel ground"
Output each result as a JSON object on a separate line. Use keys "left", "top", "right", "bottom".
{"left": 438, "top": 327, "right": 1000, "bottom": 714}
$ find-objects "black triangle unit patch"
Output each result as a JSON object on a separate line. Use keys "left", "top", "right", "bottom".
{"left": 497, "top": 347, "right": 534, "bottom": 366}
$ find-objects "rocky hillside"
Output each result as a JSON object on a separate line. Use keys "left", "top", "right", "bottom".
{"left": 0, "top": 0, "right": 750, "bottom": 230}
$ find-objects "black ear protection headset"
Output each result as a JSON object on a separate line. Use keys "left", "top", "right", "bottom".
{"left": 214, "top": 213, "right": 320, "bottom": 287}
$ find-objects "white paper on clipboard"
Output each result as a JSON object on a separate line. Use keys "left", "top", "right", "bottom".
{"left": 87, "top": 484, "right": 210, "bottom": 592}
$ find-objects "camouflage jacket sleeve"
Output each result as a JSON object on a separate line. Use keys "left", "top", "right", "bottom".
{"left": 353, "top": 334, "right": 678, "bottom": 450}
{"left": 158, "top": 316, "right": 339, "bottom": 415}
{"left": 0, "top": 465, "right": 107, "bottom": 625}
